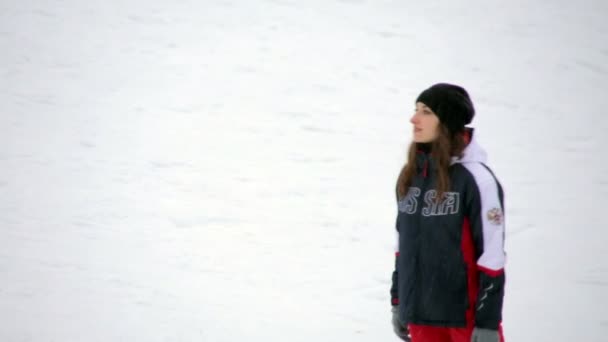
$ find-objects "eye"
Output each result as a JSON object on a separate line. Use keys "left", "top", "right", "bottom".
{"left": 423, "top": 109, "right": 432, "bottom": 114}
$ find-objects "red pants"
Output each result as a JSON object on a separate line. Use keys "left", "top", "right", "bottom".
{"left": 408, "top": 323, "right": 505, "bottom": 342}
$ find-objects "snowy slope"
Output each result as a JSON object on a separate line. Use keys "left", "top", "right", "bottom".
{"left": 1, "top": 0, "right": 607, "bottom": 341}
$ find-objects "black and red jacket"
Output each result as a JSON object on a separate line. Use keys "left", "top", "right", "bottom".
{"left": 390, "top": 133, "right": 506, "bottom": 330}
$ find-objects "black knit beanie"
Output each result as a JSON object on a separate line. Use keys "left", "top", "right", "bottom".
{"left": 415, "top": 83, "right": 475, "bottom": 134}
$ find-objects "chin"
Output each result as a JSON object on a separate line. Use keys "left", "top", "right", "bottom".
{"left": 413, "top": 137, "right": 431, "bottom": 143}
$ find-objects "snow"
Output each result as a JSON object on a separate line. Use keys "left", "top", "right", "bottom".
{"left": 1, "top": 0, "right": 607, "bottom": 341}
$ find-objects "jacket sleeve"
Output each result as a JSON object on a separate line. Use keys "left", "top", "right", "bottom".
{"left": 464, "top": 164, "right": 506, "bottom": 330}
{"left": 390, "top": 215, "right": 400, "bottom": 306}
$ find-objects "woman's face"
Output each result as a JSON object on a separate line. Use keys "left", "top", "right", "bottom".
{"left": 410, "top": 102, "right": 440, "bottom": 143}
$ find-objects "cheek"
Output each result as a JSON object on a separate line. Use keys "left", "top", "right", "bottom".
{"left": 427, "top": 119, "right": 440, "bottom": 137}
{"left": 422, "top": 116, "right": 439, "bottom": 129}
{"left": 432, "top": 121, "right": 440, "bottom": 134}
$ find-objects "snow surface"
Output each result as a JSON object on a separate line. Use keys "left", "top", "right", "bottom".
{"left": 1, "top": 0, "right": 608, "bottom": 341}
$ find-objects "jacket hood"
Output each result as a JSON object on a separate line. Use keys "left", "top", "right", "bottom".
{"left": 451, "top": 131, "right": 488, "bottom": 165}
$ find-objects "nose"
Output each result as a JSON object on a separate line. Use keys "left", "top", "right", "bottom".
{"left": 410, "top": 112, "right": 419, "bottom": 125}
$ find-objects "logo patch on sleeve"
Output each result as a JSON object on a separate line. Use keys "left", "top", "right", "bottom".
{"left": 486, "top": 208, "right": 503, "bottom": 225}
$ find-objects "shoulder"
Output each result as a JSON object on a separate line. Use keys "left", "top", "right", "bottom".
{"left": 457, "top": 162, "right": 504, "bottom": 207}
{"left": 459, "top": 162, "right": 499, "bottom": 186}
{"left": 449, "top": 162, "right": 492, "bottom": 186}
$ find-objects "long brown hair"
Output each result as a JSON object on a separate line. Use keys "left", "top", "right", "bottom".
{"left": 396, "top": 125, "right": 467, "bottom": 201}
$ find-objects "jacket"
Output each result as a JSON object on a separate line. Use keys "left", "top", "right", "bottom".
{"left": 390, "top": 133, "right": 506, "bottom": 330}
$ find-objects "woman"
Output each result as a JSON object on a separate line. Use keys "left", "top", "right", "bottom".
{"left": 390, "top": 83, "right": 506, "bottom": 342}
